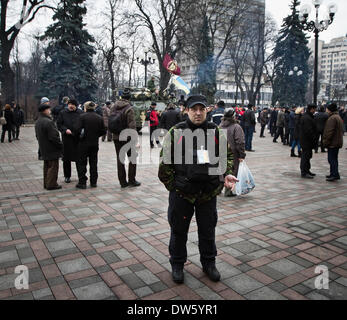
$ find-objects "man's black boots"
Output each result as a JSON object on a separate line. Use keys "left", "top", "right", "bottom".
{"left": 203, "top": 265, "right": 221, "bottom": 282}
{"left": 172, "top": 266, "right": 184, "bottom": 284}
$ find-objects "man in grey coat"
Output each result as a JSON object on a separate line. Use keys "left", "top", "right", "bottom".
{"left": 273, "top": 107, "right": 285, "bottom": 143}
{"left": 35, "top": 104, "right": 63, "bottom": 190}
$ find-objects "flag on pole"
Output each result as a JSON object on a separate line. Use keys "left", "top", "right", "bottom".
{"left": 171, "top": 75, "right": 190, "bottom": 95}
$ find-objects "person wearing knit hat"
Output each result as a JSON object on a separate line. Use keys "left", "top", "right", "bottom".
{"left": 57, "top": 98, "right": 83, "bottom": 183}
{"left": 323, "top": 103, "right": 344, "bottom": 181}
{"left": 35, "top": 101, "right": 63, "bottom": 190}
{"left": 41, "top": 97, "right": 50, "bottom": 105}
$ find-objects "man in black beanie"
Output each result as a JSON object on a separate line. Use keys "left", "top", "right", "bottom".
{"left": 35, "top": 104, "right": 63, "bottom": 190}
{"left": 323, "top": 103, "right": 344, "bottom": 181}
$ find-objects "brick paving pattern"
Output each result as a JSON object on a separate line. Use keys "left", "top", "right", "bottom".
{"left": 0, "top": 124, "right": 346, "bottom": 300}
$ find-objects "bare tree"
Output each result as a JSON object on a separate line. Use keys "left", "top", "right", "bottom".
{"left": 178, "top": 0, "right": 253, "bottom": 100}
{"left": 96, "top": 0, "right": 127, "bottom": 101}
{"left": 228, "top": 12, "right": 276, "bottom": 105}
{"left": 0, "top": 0, "right": 54, "bottom": 103}
{"left": 131, "top": 0, "right": 192, "bottom": 92}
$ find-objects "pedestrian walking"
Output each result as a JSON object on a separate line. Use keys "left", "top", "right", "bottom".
{"left": 102, "top": 101, "right": 113, "bottom": 142}
{"left": 57, "top": 99, "right": 83, "bottom": 183}
{"left": 220, "top": 108, "right": 246, "bottom": 197}
{"left": 300, "top": 104, "right": 318, "bottom": 179}
{"left": 1, "top": 104, "right": 14, "bottom": 143}
{"left": 75, "top": 101, "right": 106, "bottom": 189}
{"left": 273, "top": 107, "right": 285, "bottom": 143}
{"left": 110, "top": 89, "right": 141, "bottom": 189}
{"left": 314, "top": 106, "right": 329, "bottom": 153}
{"left": 323, "top": 103, "right": 344, "bottom": 181}
{"left": 158, "top": 95, "right": 238, "bottom": 284}
{"left": 12, "top": 103, "right": 25, "bottom": 140}
{"left": 244, "top": 104, "right": 256, "bottom": 151}
{"left": 35, "top": 104, "right": 63, "bottom": 190}
{"left": 259, "top": 108, "right": 268, "bottom": 138}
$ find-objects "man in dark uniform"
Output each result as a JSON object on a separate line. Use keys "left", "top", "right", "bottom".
{"left": 76, "top": 101, "right": 106, "bottom": 189}
{"left": 57, "top": 99, "right": 83, "bottom": 183}
{"left": 158, "top": 95, "right": 238, "bottom": 284}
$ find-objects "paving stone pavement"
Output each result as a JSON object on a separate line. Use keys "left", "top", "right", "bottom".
{"left": 0, "top": 124, "right": 346, "bottom": 300}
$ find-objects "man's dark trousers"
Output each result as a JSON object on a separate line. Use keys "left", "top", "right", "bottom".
{"left": 44, "top": 160, "right": 59, "bottom": 189}
{"left": 244, "top": 126, "right": 254, "bottom": 150}
{"left": 328, "top": 148, "right": 340, "bottom": 178}
{"left": 77, "top": 144, "right": 99, "bottom": 185}
{"left": 274, "top": 127, "right": 284, "bottom": 142}
{"left": 114, "top": 140, "right": 137, "bottom": 185}
{"left": 289, "top": 128, "right": 294, "bottom": 146}
{"left": 63, "top": 161, "right": 78, "bottom": 179}
{"left": 260, "top": 125, "right": 266, "bottom": 137}
{"left": 300, "top": 149, "right": 312, "bottom": 176}
{"left": 168, "top": 191, "right": 217, "bottom": 269}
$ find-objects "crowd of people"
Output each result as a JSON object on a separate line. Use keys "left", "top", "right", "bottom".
{"left": 1, "top": 92, "right": 346, "bottom": 285}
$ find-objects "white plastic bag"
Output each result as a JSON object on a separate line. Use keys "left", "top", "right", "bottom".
{"left": 235, "top": 161, "right": 255, "bottom": 196}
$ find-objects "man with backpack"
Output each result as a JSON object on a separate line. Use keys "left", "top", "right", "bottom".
{"left": 109, "top": 89, "right": 141, "bottom": 189}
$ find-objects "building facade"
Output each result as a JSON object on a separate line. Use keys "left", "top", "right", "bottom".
{"left": 309, "top": 36, "right": 347, "bottom": 103}
{"left": 176, "top": 0, "right": 272, "bottom": 107}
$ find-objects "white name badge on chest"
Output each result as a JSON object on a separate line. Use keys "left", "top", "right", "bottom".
{"left": 197, "top": 146, "right": 210, "bottom": 164}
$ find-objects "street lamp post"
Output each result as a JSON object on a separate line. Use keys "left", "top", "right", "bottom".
{"left": 137, "top": 52, "right": 155, "bottom": 88}
{"left": 299, "top": 0, "right": 337, "bottom": 105}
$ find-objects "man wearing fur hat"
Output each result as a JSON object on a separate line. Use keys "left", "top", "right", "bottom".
{"left": 75, "top": 102, "right": 106, "bottom": 189}
{"left": 57, "top": 99, "right": 83, "bottom": 183}
{"left": 323, "top": 103, "right": 344, "bottom": 182}
{"left": 35, "top": 104, "right": 63, "bottom": 190}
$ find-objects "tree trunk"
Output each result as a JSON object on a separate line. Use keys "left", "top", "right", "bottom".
{"left": 1, "top": 60, "right": 15, "bottom": 104}
{"left": 159, "top": 62, "right": 171, "bottom": 93}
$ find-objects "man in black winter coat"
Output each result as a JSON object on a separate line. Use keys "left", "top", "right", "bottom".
{"left": 57, "top": 99, "right": 83, "bottom": 183}
{"left": 314, "top": 106, "right": 329, "bottom": 153}
{"left": 12, "top": 103, "right": 25, "bottom": 140}
{"left": 75, "top": 102, "right": 106, "bottom": 189}
{"left": 160, "top": 103, "right": 181, "bottom": 131}
{"left": 35, "top": 104, "right": 63, "bottom": 190}
{"left": 300, "top": 104, "right": 318, "bottom": 179}
{"left": 269, "top": 107, "right": 278, "bottom": 136}
{"left": 244, "top": 104, "right": 256, "bottom": 151}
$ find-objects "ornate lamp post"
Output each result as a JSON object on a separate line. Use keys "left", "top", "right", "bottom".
{"left": 299, "top": 0, "right": 337, "bottom": 105}
{"left": 137, "top": 52, "right": 155, "bottom": 88}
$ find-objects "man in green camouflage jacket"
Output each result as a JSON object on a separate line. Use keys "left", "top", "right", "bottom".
{"left": 158, "top": 95, "right": 238, "bottom": 284}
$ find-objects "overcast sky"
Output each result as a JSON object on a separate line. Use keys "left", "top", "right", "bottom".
{"left": 266, "top": 0, "right": 347, "bottom": 43}
{"left": 14, "top": 0, "right": 347, "bottom": 61}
